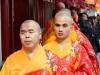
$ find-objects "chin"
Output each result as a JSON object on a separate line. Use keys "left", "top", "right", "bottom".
{"left": 57, "top": 36, "right": 64, "bottom": 38}
{"left": 57, "top": 36, "right": 68, "bottom": 40}
{"left": 24, "top": 45, "right": 33, "bottom": 48}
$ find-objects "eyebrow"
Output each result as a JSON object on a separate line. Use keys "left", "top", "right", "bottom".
{"left": 20, "top": 29, "right": 34, "bottom": 32}
{"left": 28, "top": 29, "right": 34, "bottom": 31}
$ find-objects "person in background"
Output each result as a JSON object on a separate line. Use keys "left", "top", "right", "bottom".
{"left": 70, "top": 6, "right": 79, "bottom": 24}
{"left": 78, "top": 13, "right": 91, "bottom": 39}
{"left": 88, "top": 16, "right": 100, "bottom": 54}
{"left": 52, "top": 2, "right": 66, "bottom": 18}
{"left": 95, "top": 14, "right": 100, "bottom": 52}
{"left": 0, "top": 20, "right": 51, "bottom": 75}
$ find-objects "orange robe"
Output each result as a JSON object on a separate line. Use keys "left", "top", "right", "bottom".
{"left": 0, "top": 45, "right": 51, "bottom": 75}
{"left": 42, "top": 18, "right": 54, "bottom": 45}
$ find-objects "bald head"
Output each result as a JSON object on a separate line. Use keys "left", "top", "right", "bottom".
{"left": 20, "top": 20, "right": 41, "bottom": 33}
{"left": 55, "top": 9, "right": 72, "bottom": 17}
{"left": 54, "top": 9, "right": 73, "bottom": 26}
{"left": 57, "top": 2, "right": 65, "bottom": 10}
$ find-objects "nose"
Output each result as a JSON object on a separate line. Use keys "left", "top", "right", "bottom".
{"left": 25, "top": 32, "right": 30, "bottom": 38}
{"left": 59, "top": 26, "right": 63, "bottom": 32}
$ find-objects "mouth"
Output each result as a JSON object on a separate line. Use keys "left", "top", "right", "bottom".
{"left": 57, "top": 33, "right": 63, "bottom": 36}
{"left": 24, "top": 41, "right": 32, "bottom": 44}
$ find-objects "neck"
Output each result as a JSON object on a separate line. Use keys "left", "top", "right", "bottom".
{"left": 23, "top": 44, "right": 40, "bottom": 59}
{"left": 56, "top": 38, "right": 66, "bottom": 50}
{"left": 56, "top": 37, "right": 68, "bottom": 47}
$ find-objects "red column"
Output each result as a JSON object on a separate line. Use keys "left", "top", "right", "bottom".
{"left": 1, "top": 0, "right": 29, "bottom": 61}
{"left": 43, "top": 1, "right": 48, "bottom": 28}
{"left": 1, "top": 0, "right": 11, "bottom": 61}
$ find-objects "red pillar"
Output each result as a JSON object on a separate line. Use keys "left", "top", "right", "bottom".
{"left": 1, "top": 0, "right": 11, "bottom": 61}
{"left": 43, "top": 1, "right": 48, "bottom": 28}
{"left": 1, "top": 0, "right": 29, "bottom": 61}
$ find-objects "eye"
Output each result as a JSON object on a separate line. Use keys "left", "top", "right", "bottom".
{"left": 29, "top": 29, "right": 34, "bottom": 33}
{"left": 29, "top": 31, "right": 34, "bottom": 33}
{"left": 55, "top": 24, "right": 60, "bottom": 27}
{"left": 63, "top": 24, "right": 68, "bottom": 27}
{"left": 20, "top": 30, "right": 26, "bottom": 34}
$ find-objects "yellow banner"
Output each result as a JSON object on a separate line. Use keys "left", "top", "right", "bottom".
{"left": 85, "top": 0, "right": 95, "bottom": 4}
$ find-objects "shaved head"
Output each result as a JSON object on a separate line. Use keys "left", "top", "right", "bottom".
{"left": 57, "top": 2, "right": 65, "bottom": 9}
{"left": 20, "top": 20, "right": 41, "bottom": 33}
{"left": 54, "top": 9, "right": 73, "bottom": 26}
{"left": 55, "top": 9, "right": 72, "bottom": 18}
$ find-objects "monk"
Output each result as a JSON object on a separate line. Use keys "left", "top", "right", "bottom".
{"left": 0, "top": 20, "right": 51, "bottom": 75}
{"left": 42, "top": 2, "right": 65, "bottom": 45}
{"left": 44, "top": 9, "right": 100, "bottom": 75}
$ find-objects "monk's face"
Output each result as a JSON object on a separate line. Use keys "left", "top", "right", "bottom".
{"left": 54, "top": 16, "right": 72, "bottom": 40}
{"left": 20, "top": 22, "right": 41, "bottom": 49}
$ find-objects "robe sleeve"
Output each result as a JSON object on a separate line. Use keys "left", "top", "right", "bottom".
{"left": 76, "top": 30, "right": 100, "bottom": 74}
{"left": 0, "top": 58, "right": 10, "bottom": 75}
{"left": 74, "top": 42, "right": 99, "bottom": 75}
{"left": 0, "top": 57, "right": 21, "bottom": 75}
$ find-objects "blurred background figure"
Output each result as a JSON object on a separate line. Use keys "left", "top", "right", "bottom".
{"left": 52, "top": 2, "right": 66, "bottom": 17}
{"left": 78, "top": 13, "right": 92, "bottom": 39}
{"left": 70, "top": 6, "right": 79, "bottom": 24}
{"left": 78, "top": 13, "right": 100, "bottom": 54}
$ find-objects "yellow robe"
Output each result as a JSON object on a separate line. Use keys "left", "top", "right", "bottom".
{"left": 0, "top": 45, "right": 51, "bottom": 75}
{"left": 43, "top": 31, "right": 78, "bottom": 58}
